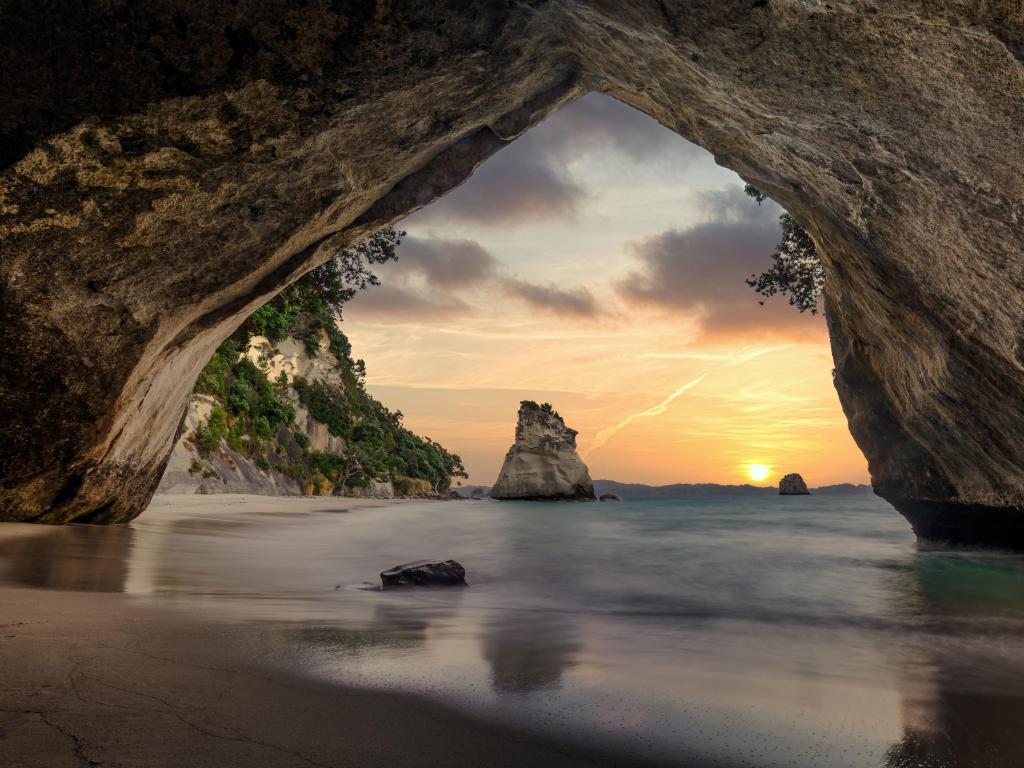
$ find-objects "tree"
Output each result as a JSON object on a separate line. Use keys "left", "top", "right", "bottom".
{"left": 744, "top": 185, "right": 825, "bottom": 314}
{"left": 247, "top": 225, "right": 405, "bottom": 347}
{"left": 308, "top": 226, "right": 405, "bottom": 318}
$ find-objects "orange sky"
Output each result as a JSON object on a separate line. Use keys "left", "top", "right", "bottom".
{"left": 343, "top": 94, "right": 870, "bottom": 488}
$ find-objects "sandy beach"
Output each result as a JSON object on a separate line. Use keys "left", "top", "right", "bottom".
{"left": 5, "top": 492, "right": 1024, "bottom": 767}
{"left": 0, "top": 495, "right": 663, "bottom": 768}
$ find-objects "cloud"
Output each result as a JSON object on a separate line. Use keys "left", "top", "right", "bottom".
{"left": 583, "top": 373, "right": 708, "bottom": 457}
{"left": 345, "top": 283, "right": 471, "bottom": 322}
{"left": 395, "top": 237, "right": 499, "bottom": 288}
{"left": 410, "top": 92, "right": 700, "bottom": 227}
{"left": 501, "top": 278, "right": 599, "bottom": 317}
{"left": 615, "top": 186, "right": 826, "bottom": 339}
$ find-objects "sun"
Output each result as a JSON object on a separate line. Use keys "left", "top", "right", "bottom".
{"left": 747, "top": 464, "right": 771, "bottom": 482}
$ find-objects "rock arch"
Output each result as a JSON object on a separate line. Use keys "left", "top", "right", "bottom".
{"left": 1, "top": 2, "right": 1023, "bottom": 544}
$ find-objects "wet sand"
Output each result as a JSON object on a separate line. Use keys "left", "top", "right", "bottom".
{"left": 0, "top": 496, "right": 671, "bottom": 768}
{"left": 0, "top": 584, "right": 663, "bottom": 768}
{"left": 6, "top": 493, "right": 1024, "bottom": 766}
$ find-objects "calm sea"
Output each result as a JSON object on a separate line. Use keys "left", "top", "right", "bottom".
{"left": 4, "top": 493, "right": 1024, "bottom": 767}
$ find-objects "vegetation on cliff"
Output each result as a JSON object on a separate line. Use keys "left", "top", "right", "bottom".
{"left": 744, "top": 185, "right": 825, "bottom": 313}
{"left": 519, "top": 400, "right": 562, "bottom": 421}
{"left": 189, "top": 227, "right": 466, "bottom": 494}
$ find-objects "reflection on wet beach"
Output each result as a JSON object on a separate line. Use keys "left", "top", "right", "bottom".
{"left": 884, "top": 552, "right": 1024, "bottom": 767}
{"left": 483, "top": 608, "right": 579, "bottom": 694}
{"left": 0, "top": 524, "right": 134, "bottom": 591}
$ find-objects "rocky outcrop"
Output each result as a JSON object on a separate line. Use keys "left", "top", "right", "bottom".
{"left": 155, "top": 332, "right": 404, "bottom": 499}
{"left": 490, "top": 402, "right": 595, "bottom": 501}
{"left": 778, "top": 474, "right": 810, "bottom": 496}
{"left": 599, "top": 493, "right": 621, "bottom": 502}
{"left": 380, "top": 560, "right": 467, "bottom": 588}
{"left": 2, "top": 4, "right": 1024, "bottom": 545}
{"left": 156, "top": 396, "right": 303, "bottom": 496}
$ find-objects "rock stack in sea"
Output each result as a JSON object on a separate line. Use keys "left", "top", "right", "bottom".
{"left": 490, "top": 401, "right": 596, "bottom": 501}
{"left": 779, "top": 473, "right": 810, "bottom": 495}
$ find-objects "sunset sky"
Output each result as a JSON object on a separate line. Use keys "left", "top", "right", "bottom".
{"left": 343, "top": 93, "right": 869, "bottom": 488}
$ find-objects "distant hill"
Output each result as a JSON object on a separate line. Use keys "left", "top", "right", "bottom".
{"left": 452, "top": 481, "right": 873, "bottom": 500}
{"left": 593, "top": 480, "right": 872, "bottom": 500}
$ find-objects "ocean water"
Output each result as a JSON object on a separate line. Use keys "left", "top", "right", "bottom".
{"left": 4, "top": 494, "right": 1024, "bottom": 767}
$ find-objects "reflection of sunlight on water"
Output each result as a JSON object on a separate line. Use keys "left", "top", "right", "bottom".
{"left": 4, "top": 494, "right": 1024, "bottom": 766}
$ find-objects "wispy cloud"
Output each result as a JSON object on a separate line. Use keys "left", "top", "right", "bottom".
{"left": 583, "top": 373, "right": 709, "bottom": 457}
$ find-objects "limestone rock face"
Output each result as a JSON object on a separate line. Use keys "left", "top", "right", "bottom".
{"left": 2, "top": 3, "right": 1024, "bottom": 545}
{"left": 156, "top": 396, "right": 304, "bottom": 497}
{"left": 490, "top": 403, "right": 595, "bottom": 501}
{"left": 779, "top": 474, "right": 810, "bottom": 496}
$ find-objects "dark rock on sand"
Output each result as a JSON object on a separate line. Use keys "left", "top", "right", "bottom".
{"left": 779, "top": 474, "right": 811, "bottom": 496}
{"left": 381, "top": 560, "right": 467, "bottom": 588}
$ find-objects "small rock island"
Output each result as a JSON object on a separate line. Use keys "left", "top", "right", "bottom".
{"left": 779, "top": 473, "right": 811, "bottom": 495}
{"left": 490, "top": 401, "right": 596, "bottom": 501}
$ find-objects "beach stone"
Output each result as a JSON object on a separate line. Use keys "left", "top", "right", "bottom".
{"left": 380, "top": 560, "right": 467, "bottom": 588}
{"left": 599, "top": 493, "right": 621, "bottom": 502}
{"left": 779, "top": 474, "right": 811, "bottom": 496}
{"left": 2, "top": 4, "right": 1024, "bottom": 546}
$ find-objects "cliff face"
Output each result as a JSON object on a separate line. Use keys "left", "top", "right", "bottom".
{"left": 491, "top": 403, "right": 595, "bottom": 501}
{"left": 156, "top": 287, "right": 463, "bottom": 499}
{"left": 2, "top": 3, "right": 1024, "bottom": 544}
{"left": 156, "top": 395, "right": 303, "bottom": 496}
{"left": 156, "top": 335, "right": 399, "bottom": 499}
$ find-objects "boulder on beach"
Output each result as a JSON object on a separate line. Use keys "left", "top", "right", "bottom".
{"left": 599, "top": 493, "right": 621, "bottom": 502}
{"left": 490, "top": 401, "right": 596, "bottom": 501}
{"left": 779, "top": 473, "right": 811, "bottom": 495}
{"left": 380, "top": 559, "right": 467, "bottom": 588}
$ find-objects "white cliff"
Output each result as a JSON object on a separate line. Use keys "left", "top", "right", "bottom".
{"left": 490, "top": 402, "right": 595, "bottom": 501}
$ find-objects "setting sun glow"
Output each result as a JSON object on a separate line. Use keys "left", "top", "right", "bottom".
{"left": 747, "top": 464, "right": 771, "bottom": 482}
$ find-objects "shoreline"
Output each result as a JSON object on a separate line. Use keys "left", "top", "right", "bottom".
{"left": 0, "top": 495, "right": 683, "bottom": 767}
{"left": 0, "top": 582, "right": 673, "bottom": 768}
{"left": 145, "top": 491, "right": 425, "bottom": 518}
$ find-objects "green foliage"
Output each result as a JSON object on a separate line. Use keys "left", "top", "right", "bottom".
{"left": 520, "top": 399, "right": 562, "bottom": 421}
{"left": 293, "top": 377, "right": 353, "bottom": 438}
{"left": 243, "top": 225, "right": 404, "bottom": 355}
{"left": 273, "top": 462, "right": 308, "bottom": 482}
{"left": 194, "top": 340, "right": 240, "bottom": 399}
{"left": 192, "top": 406, "right": 228, "bottom": 458}
{"left": 744, "top": 184, "right": 825, "bottom": 313}
{"left": 292, "top": 429, "right": 311, "bottom": 451}
{"left": 189, "top": 226, "right": 466, "bottom": 494}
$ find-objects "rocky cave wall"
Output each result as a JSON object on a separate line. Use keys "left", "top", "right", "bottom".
{"left": 1, "top": 1, "right": 1023, "bottom": 542}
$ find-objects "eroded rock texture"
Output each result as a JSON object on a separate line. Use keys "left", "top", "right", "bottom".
{"left": 490, "top": 402, "right": 595, "bottom": 501}
{"left": 1, "top": 2, "right": 1023, "bottom": 543}
{"left": 778, "top": 474, "right": 810, "bottom": 496}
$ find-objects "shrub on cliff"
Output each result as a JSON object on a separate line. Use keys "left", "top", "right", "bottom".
{"left": 189, "top": 226, "right": 467, "bottom": 494}
{"left": 744, "top": 185, "right": 825, "bottom": 313}
{"left": 520, "top": 399, "right": 562, "bottom": 421}
{"left": 247, "top": 225, "right": 403, "bottom": 354}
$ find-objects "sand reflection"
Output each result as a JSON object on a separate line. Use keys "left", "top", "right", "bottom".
{"left": 885, "top": 551, "right": 1024, "bottom": 767}
{"left": 0, "top": 524, "right": 135, "bottom": 591}
{"left": 482, "top": 609, "right": 580, "bottom": 693}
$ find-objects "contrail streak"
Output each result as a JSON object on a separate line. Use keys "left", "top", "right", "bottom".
{"left": 583, "top": 373, "right": 708, "bottom": 457}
